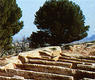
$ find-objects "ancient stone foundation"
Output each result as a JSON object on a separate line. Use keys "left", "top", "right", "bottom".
{"left": 0, "top": 46, "right": 95, "bottom": 80}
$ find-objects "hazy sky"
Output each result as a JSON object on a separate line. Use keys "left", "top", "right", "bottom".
{"left": 13, "top": 0, "right": 95, "bottom": 41}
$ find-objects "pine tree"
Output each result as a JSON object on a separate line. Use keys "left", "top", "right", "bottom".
{"left": 33, "top": 0, "right": 89, "bottom": 46}
{"left": 0, "top": 0, "right": 23, "bottom": 51}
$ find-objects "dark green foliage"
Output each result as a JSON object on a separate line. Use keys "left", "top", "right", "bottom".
{"left": 28, "top": 31, "right": 50, "bottom": 48}
{"left": 32, "top": 0, "right": 89, "bottom": 46}
{"left": 0, "top": 0, "right": 23, "bottom": 51}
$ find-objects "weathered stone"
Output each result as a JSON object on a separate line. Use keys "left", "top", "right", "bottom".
{"left": 29, "top": 59, "right": 72, "bottom": 68}
{"left": 77, "top": 64, "right": 95, "bottom": 71}
{"left": 83, "top": 78, "right": 95, "bottom": 80}
{"left": 59, "top": 56, "right": 95, "bottom": 64}
{"left": 0, "top": 46, "right": 95, "bottom": 80}
{"left": 0, "top": 75, "right": 33, "bottom": 80}
{"left": 0, "top": 69, "right": 74, "bottom": 80}
{"left": 0, "top": 76, "right": 23, "bottom": 80}
{"left": 15, "top": 63, "right": 76, "bottom": 76}
{"left": 75, "top": 70, "right": 95, "bottom": 79}
{"left": 18, "top": 55, "right": 28, "bottom": 64}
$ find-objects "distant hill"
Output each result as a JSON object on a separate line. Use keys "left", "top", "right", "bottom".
{"left": 80, "top": 35, "right": 95, "bottom": 42}
{"left": 70, "top": 35, "right": 95, "bottom": 44}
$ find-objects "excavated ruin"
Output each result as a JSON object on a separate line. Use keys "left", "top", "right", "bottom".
{"left": 0, "top": 46, "right": 95, "bottom": 80}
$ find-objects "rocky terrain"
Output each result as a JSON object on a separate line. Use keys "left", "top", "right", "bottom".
{"left": 0, "top": 43, "right": 95, "bottom": 80}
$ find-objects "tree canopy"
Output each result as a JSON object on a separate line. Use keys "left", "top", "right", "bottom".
{"left": 28, "top": 31, "right": 50, "bottom": 48}
{"left": 0, "top": 0, "right": 23, "bottom": 51}
{"left": 29, "top": 0, "right": 89, "bottom": 47}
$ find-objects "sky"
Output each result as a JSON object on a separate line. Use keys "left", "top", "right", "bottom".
{"left": 13, "top": 0, "right": 95, "bottom": 41}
